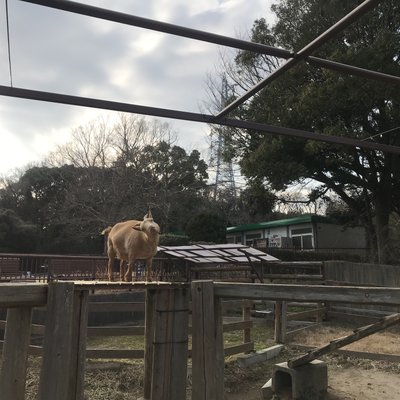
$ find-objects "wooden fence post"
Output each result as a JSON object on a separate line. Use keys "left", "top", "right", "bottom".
{"left": 143, "top": 288, "right": 156, "bottom": 400}
{"left": 274, "top": 301, "right": 287, "bottom": 344}
{"left": 0, "top": 307, "right": 33, "bottom": 400}
{"left": 69, "top": 289, "right": 89, "bottom": 400}
{"left": 38, "top": 281, "right": 85, "bottom": 400}
{"left": 242, "top": 302, "right": 251, "bottom": 352}
{"left": 151, "top": 287, "right": 189, "bottom": 400}
{"left": 191, "top": 281, "right": 224, "bottom": 400}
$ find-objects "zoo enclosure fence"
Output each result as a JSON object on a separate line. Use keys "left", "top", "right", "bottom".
{"left": 1, "top": 280, "right": 400, "bottom": 400}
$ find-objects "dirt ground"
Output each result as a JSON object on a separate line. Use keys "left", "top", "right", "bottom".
{"left": 224, "top": 322, "right": 400, "bottom": 400}
{"left": 225, "top": 356, "right": 400, "bottom": 400}
{"left": 24, "top": 322, "right": 400, "bottom": 399}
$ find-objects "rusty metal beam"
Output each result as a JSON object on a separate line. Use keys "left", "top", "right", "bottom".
{"left": 216, "top": 0, "right": 382, "bottom": 118}
{"left": 1, "top": 85, "right": 399, "bottom": 155}
{"left": 18, "top": 0, "right": 400, "bottom": 87}
{"left": 18, "top": 0, "right": 289, "bottom": 58}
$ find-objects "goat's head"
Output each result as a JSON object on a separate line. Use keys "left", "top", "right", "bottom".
{"left": 133, "top": 209, "right": 160, "bottom": 236}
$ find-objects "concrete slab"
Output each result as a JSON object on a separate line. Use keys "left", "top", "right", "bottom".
{"left": 261, "top": 378, "right": 273, "bottom": 399}
{"left": 237, "top": 344, "right": 284, "bottom": 367}
{"left": 272, "top": 360, "right": 328, "bottom": 400}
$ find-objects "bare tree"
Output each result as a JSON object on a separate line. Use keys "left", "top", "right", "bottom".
{"left": 45, "top": 117, "right": 113, "bottom": 168}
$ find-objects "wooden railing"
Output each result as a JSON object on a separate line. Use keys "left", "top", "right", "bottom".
{"left": 191, "top": 281, "right": 400, "bottom": 399}
{"left": 3, "top": 280, "right": 399, "bottom": 399}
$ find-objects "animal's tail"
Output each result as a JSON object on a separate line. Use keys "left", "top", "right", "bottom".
{"left": 101, "top": 226, "right": 112, "bottom": 236}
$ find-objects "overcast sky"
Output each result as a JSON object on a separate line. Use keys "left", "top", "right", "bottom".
{"left": 0, "top": 0, "right": 275, "bottom": 176}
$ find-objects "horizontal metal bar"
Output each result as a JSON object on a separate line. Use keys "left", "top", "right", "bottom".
{"left": 217, "top": 0, "right": 381, "bottom": 117}
{"left": 18, "top": 0, "right": 400, "bottom": 87}
{"left": 307, "top": 56, "right": 400, "bottom": 85}
{"left": 18, "top": 0, "right": 290, "bottom": 58}
{"left": 1, "top": 85, "right": 400, "bottom": 155}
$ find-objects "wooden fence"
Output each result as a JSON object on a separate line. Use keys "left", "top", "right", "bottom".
{"left": 192, "top": 281, "right": 400, "bottom": 399}
{"left": 2, "top": 280, "right": 400, "bottom": 400}
{"left": 0, "top": 294, "right": 254, "bottom": 360}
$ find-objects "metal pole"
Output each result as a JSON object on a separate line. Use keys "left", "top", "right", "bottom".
{"left": 1, "top": 85, "right": 400, "bottom": 155}
{"left": 18, "top": 0, "right": 399, "bottom": 86}
{"left": 216, "top": 0, "right": 382, "bottom": 118}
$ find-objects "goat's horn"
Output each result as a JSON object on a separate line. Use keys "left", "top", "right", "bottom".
{"left": 147, "top": 207, "right": 153, "bottom": 219}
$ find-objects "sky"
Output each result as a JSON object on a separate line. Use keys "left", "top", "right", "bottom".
{"left": 0, "top": 0, "right": 275, "bottom": 177}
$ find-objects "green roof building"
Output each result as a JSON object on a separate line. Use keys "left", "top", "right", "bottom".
{"left": 227, "top": 215, "right": 366, "bottom": 254}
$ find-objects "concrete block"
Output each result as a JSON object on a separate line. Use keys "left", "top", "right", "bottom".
{"left": 272, "top": 360, "right": 327, "bottom": 400}
{"left": 237, "top": 344, "right": 284, "bottom": 367}
{"left": 261, "top": 378, "right": 273, "bottom": 399}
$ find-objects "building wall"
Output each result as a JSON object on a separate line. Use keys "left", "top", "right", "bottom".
{"left": 227, "top": 221, "right": 366, "bottom": 252}
{"left": 316, "top": 223, "right": 366, "bottom": 249}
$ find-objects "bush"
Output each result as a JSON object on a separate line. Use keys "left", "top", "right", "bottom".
{"left": 159, "top": 233, "right": 190, "bottom": 246}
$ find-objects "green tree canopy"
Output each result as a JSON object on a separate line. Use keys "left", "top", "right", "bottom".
{"left": 185, "top": 212, "right": 228, "bottom": 244}
{"left": 220, "top": 0, "right": 400, "bottom": 263}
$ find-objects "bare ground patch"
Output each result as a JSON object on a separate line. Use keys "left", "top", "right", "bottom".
{"left": 24, "top": 321, "right": 400, "bottom": 399}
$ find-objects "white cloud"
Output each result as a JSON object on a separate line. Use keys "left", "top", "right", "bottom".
{"left": 0, "top": 0, "right": 274, "bottom": 175}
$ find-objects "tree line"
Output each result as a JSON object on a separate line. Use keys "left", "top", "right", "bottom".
{"left": 1, "top": 0, "right": 399, "bottom": 264}
{"left": 0, "top": 114, "right": 275, "bottom": 254}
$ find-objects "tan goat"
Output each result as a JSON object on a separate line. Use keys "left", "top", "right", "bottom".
{"left": 102, "top": 210, "right": 160, "bottom": 281}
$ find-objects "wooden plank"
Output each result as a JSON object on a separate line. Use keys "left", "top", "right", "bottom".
{"left": 86, "top": 348, "right": 144, "bottom": 359}
{"left": 221, "top": 299, "right": 253, "bottom": 312}
{"left": 38, "top": 282, "right": 75, "bottom": 400}
{"left": 143, "top": 289, "right": 156, "bottom": 400}
{"left": 286, "top": 323, "right": 322, "bottom": 337}
{"left": 224, "top": 342, "right": 254, "bottom": 357}
{"left": 287, "top": 307, "right": 327, "bottom": 321}
{"left": 88, "top": 301, "right": 145, "bottom": 312}
{"left": 68, "top": 290, "right": 89, "bottom": 400}
{"left": 214, "top": 283, "right": 400, "bottom": 305}
{"left": 222, "top": 320, "right": 253, "bottom": 333}
{"left": 0, "top": 307, "right": 33, "bottom": 400}
{"left": 264, "top": 274, "right": 323, "bottom": 281}
{"left": 288, "top": 313, "right": 400, "bottom": 368}
{"left": 74, "top": 281, "right": 187, "bottom": 291}
{"left": 151, "top": 287, "right": 189, "bottom": 400}
{"left": 0, "top": 283, "right": 47, "bottom": 307}
{"left": 87, "top": 326, "right": 145, "bottom": 336}
{"left": 191, "top": 281, "right": 224, "bottom": 400}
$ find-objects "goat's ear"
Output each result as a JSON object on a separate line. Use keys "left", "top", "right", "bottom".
{"left": 132, "top": 222, "right": 142, "bottom": 231}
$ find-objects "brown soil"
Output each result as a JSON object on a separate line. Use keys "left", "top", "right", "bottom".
{"left": 224, "top": 322, "right": 400, "bottom": 400}
{"left": 24, "top": 322, "right": 400, "bottom": 399}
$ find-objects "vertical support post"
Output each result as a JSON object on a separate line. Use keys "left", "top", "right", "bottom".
{"left": 281, "top": 301, "right": 287, "bottom": 344}
{"left": 0, "top": 307, "right": 33, "bottom": 400}
{"left": 316, "top": 302, "right": 323, "bottom": 323}
{"left": 143, "top": 288, "right": 156, "bottom": 400}
{"left": 274, "top": 301, "right": 282, "bottom": 343}
{"left": 191, "top": 281, "right": 224, "bottom": 400}
{"left": 274, "top": 301, "right": 287, "bottom": 344}
{"left": 38, "top": 282, "right": 76, "bottom": 400}
{"left": 68, "top": 289, "right": 89, "bottom": 400}
{"left": 151, "top": 287, "right": 189, "bottom": 400}
{"left": 242, "top": 302, "right": 251, "bottom": 351}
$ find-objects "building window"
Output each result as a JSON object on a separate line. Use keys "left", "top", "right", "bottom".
{"left": 245, "top": 233, "right": 262, "bottom": 246}
{"left": 291, "top": 227, "right": 312, "bottom": 235}
{"left": 292, "top": 234, "right": 313, "bottom": 250}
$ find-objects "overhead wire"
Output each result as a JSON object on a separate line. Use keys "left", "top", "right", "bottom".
{"left": 5, "top": 0, "right": 13, "bottom": 87}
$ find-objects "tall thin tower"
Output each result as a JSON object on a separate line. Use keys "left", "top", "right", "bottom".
{"left": 209, "top": 75, "right": 237, "bottom": 201}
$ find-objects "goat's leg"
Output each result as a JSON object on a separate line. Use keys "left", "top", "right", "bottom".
{"left": 145, "top": 258, "right": 153, "bottom": 282}
{"left": 107, "top": 247, "right": 116, "bottom": 281}
{"left": 124, "top": 259, "right": 135, "bottom": 282}
{"left": 119, "top": 260, "right": 127, "bottom": 281}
